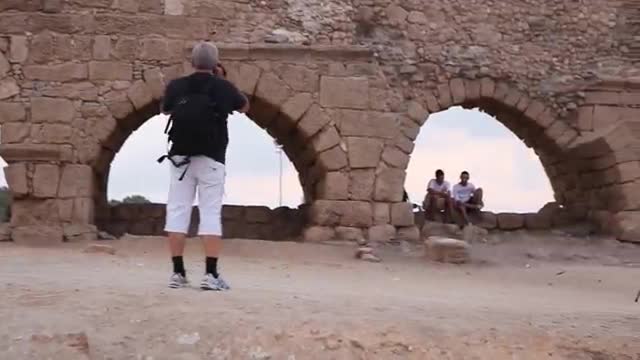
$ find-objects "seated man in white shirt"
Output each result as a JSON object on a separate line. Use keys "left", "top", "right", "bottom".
{"left": 423, "top": 169, "right": 452, "bottom": 221}
{"left": 451, "top": 171, "right": 484, "bottom": 226}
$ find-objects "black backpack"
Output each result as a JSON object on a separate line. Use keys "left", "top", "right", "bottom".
{"left": 158, "top": 78, "right": 223, "bottom": 179}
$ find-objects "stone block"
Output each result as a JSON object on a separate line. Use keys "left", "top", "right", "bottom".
{"left": 317, "top": 172, "right": 349, "bottom": 200}
{"left": 462, "top": 225, "right": 488, "bottom": 243}
{"left": 0, "top": 79, "right": 19, "bottom": 100}
{"left": 255, "top": 72, "right": 291, "bottom": 108}
{"left": 576, "top": 106, "right": 594, "bottom": 132}
{"left": 310, "top": 200, "right": 341, "bottom": 226}
{"left": 143, "top": 68, "right": 165, "bottom": 100}
{"left": 618, "top": 161, "right": 640, "bottom": 183}
{"left": 298, "top": 104, "right": 330, "bottom": 139}
{"left": 524, "top": 213, "right": 552, "bottom": 230}
{"left": 31, "top": 124, "right": 73, "bottom": 144}
{"left": 381, "top": 146, "right": 410, "bottom": 169}
{"left": 164, "top": 0, "right": 184, "bottom": 15}
{"left": 126, "top": 81, "right": 153, "bottom": 110}
{"left": 279, "top": 65, "right": 319, "bottom": 93}
{"left": 303, "top": 226, "right": 335, "bottom": 242}
{"left": 386, "top": 5, "right": 408, "bottom": 24}
{"left": 89, "top": 61, "right": 132, "bottom": 81}
{"left": 12, "top": 225, "right": 64, "bottom": 246}
{"left": 470, "top": 211, "right": 497, "bottom": 230}
{"left": 396, "top": 226, "right": 420, "bottom": 242}
{"left": 84, "top": 243, "right": 116, "bottom": 255}
{"left": 372, "top": 202, "right": 390, "bottom": 225}
{"left": 33, "top": 164, "right": 60, "bottom": 198}
{"left": 390, "top": 202, "right": 414, "bottom": 226}
{"left": 0, "top": 53, "right": 9, "bottom": 78}
{"left": 4, "top": 163, "right": 28, "bottom": 196}
{"left": 347, "top": 137, "right": 384, "bottom": 169}
{"left": 0, "top": 223, "right": 11, "bottom": 242}
{"left": 1, "top": 123, "right": 30, "bottom": 143}
{"left": 104, "top": 91, "right": 134, "bottom": 120}
{"left": 64, "top": 224, "right": 97, "bottom": 242}
{"left": 245, "top": 206, "right": 271, "bottom": 224}
{"left": 23, "top": 63, "right": 87, "bottom": 82}
{"left": 317, "top": 146, "right": 348, "bottom": 171}
{"left": 424, "top": 91, "right": 440, "bottom": 112}
{"left": 311, "top": 126, "right": 341, "bottom": 153}
{"left": 497, "top": 213, "right": 525, "bottom": 230}
{"left": 222, "top": 205, "right": 245, "bottom": 220}
{"left": 281, "top": 93, "right": 312, "bottom": 122}
{"left": 436, "top": 83, "right": 453, "bottom": 108}
{"left": 368, "top": 224, "right": 396, "bottom": 242}
{"left": 41, "top": 82, "right": 99, "bottom": 101}
{"left": 0, "top": 102, "right": 26, "bottom": 123}
{"left": 335, "top": 226, "right": 364, "bottom": 242}
{"left": 58, "top": 165, "right": 93, "bottom": 198}
{"left": 31, "top": 97, "right": 75, "bottom": 123}
{"left": 93, "top": 35, "right": 111, "bottom": 61}
{"left": 340, "top": 201, "right": 372, "bottom": 227}
{"left": 349, "top": 169, "right": 375, "bottom": 200}
{"left": 449, "top": 78, "right": 466, "bottom": 104}
{"left": 407, "top": 101, "right": 428, "bottom": 124}
{"left": 613, "top": 211, "right": 640, "bottom": 243}
{"left": 373, "top": 168, "right": 405, "bottom": 202}
{"left": 320, "top": 76, "right": 369, "bottom": 109}
{"left": 9, "top": 35, "right": 28, "bottom": 63}
{"left": 425, "top": 237, "right": 470, "bottom": 264}
{"left": 337, "top": 110, "right": 399, "bottom": 139}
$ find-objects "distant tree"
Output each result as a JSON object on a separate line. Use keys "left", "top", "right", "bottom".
{"left": 121, "top": 195, "right": 151, "bottom": 204}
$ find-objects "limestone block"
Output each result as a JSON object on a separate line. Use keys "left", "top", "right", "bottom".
{"left": 41, "top": 82, "right": 99, "bottom": 101}
{"left": 349, "top": 169, "right": 375, "bottom": 200}
{"left": 470, "top": 211, "right": 497, "bottom": 230}
{"left": 89, "top": 61, "right": 132, "bottom": 81}
{"left": 12, "top": 225, "right": 64, "bottom": 246}
{"left": 0, "top": 79, "right": 19, "bottom": 100}
{"left": 317, "top": 172, "right": 349, "bottom": 200}
{"left": 407, "top": 101, "right": 428, "bottom": 124}
{"left": 425, "top": 237, "right": 470, "bottom": 264}
{"left": 497, "top": 213, "right": 525, "bottom": 230}
{"left": 373, "top": 168, "right": 405, "bottom": 202}
{"left": 310, "top": 200, "right": 341, "bottom": 226}
{"left": 0, "top": 223, "right": 11, "bottom": 242}
{"left": 164, "top": 0, "right": 184, "bottom": 15}
{"left": 424, "top": 91, "right": 440, "bottom": 112}
{"left": 368, "top": 224, "right": 396, "bottom": 242}
{"left": 58, "top": 165, "right": 93, "bottom": 198}
{"left": 436, "top": 83, "right": 453, "bottom": 108}
{"left": 126, "top": 81, "right": 153, "bottom": 110}
{"left": 64, "top": 224, "right": 98, "bottom": 242}
{"left": 450, "top": 78, "right": 466, "bottom": 104}
{"left": 320, "top": 76, "right": 369, "bottom": 109}
{"left": 465, "top": 79, "right": 481, "bottom": 101}
{"left": 104, "top": 91, "right": 134, "bottom": 120}
{"left": 33, "top": 164, "right": 60, "bottom": 198}
{"left": 31, "top": 124, "right": 73, "bottom": 144}
{"left": 337, "top": 110, "right": 398, "bottom": 139}
{"left": 24, "top": 63, "right": 88, "bottom": 82}
{"left": 9, "top": 35, "right": 28, "bottom": 63}
{"left": 340, "top": 201, "right": 372, "bottom": 227}
{"left": 381, "top": 146, "right": 410, "bottom": 168}
{"left": 421, "top": 221, "right": 463, "bottom": 239}
{"left": 0, "top": 102, "right": 26, "bottom": 123}
{"left": 298, "top": 104, "right": 330, "bottom": 139}
{"left": 1, "top": 123, "right": 30, "bottom": 143}
{"left": 407, "top": 11, "right": 427, "bottom": 24}
{"left": 281, "top": 93, "right": 312, "bottom": 122}
{"left": 386, "top": 5, "right": 408, "bottom": 25}
{"left": 279, "top": 65, "right": 319, "bottom": 92}
{"left": 335, "top": 226, "right": 364, "bottom": 242}
{"left": 4, "top": 163, "right": 28, "bottom": 196}
{"left": 390, "top": 202, "right": 414, "bottom": 226}
{"left": 347, "top": 137, "right": 383, "bottom": 169}
{"left": 92, "top": 35, "right": 111, "bottom": 60}
{"left": 614, "top": 211, "right": 640, "bottom": 243}
{"left": 303, "top": 226, "right": 335, "bottom": 242}
{"left": 524, "top": 213, "right": 552, "bottom": 230}
{"left": 311, "top": 126, "right": 341, "bottom": 153}
{"left": 462, "top": 225, "right": 488, "bottom": 243}
{"left": 72, "top": 197, "right": 94, "bottom": 224}
{"left": 372, "top": 202, "right": 390, "bottom": 225}
{"left": 0, "top": 52, "right": 9, "bottom": 78}
{"left": 143, "top": 68, "right": 165, "bottom": 100}
{"left": 317, "top": 146, "right": 348, "bottom": 171}
{"left": 480, "top": 78, "right": 496, "bottom": 98}
{"left": 31, "top": 97, "right": 75, "bottom": 123}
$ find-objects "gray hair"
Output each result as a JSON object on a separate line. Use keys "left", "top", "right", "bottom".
{"left": 191, "top": 42, "right": 219, "bottom": 70}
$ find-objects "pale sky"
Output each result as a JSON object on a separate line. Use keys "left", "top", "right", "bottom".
{"left": 0, "top": 107, "right": 554, "bottom": 213}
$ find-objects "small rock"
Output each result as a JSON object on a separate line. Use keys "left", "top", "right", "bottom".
{"left": 424, "top": 237, "right": 470, "bottom": 264}
{"left": 98, "top": 231, "right": 117, "bottom": 240}
{"left": 361, "top": 253, "right": 382, "bottom": 263}
{"left": 83, "top": 244, "right": 116, "bottom": 255}
{"left": 355, "top": 246, "right": 373, "bottom": 259}
{"left": 176, "top": 332, "right": 200, "bottom": 345}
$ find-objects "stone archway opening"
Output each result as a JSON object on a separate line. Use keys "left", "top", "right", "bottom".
{"left": 93, "top": 86, "right": 320, "bottom": 241}
{"left": 403, "top": 80, "right": 589, "bottom": 233}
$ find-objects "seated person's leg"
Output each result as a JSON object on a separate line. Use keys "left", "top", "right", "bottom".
{"left": 424, "top": 194, "right": 437, "bottom": 220}
{"left": 473, "top": 188, "right": 484, "bottom": 208}
{"left": 442, "top": 196, "right": 452, "bottom": 223}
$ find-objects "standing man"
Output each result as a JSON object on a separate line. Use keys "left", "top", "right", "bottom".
{"left": 161, "top": 42, "right": 249, "bottom": 290}
{"left": 423, "top": 169, "right": 451, "bottom": 221}
{"left": 451, "top": 171, "right": 484, "bottom": 227}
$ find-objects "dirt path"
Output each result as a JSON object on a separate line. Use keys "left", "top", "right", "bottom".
{"left": 1, "top": 236, "right": 639, "bottom": 359}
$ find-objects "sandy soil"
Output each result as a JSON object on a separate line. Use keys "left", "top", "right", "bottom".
{"left": 1, "top": 233, "right": 639, "bottom": 360}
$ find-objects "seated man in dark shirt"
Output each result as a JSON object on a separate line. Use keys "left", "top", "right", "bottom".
{"left": 162, "top": 41, "right": 249, "bottom": 291}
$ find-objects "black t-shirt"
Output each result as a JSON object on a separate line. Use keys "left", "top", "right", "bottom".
{"left": 162, "top": 72, "right": 247, "bottom": 164}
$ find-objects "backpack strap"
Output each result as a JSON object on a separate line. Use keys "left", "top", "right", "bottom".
{"left": 157, "top": 155, "right": 192, "bottom": 181}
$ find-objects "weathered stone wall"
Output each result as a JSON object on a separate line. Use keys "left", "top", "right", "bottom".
{"left": 0, "top": 0, "right": 638, "bottom": 245}
{"left": 101, "top": 204, "right": 306, "bottom": 240}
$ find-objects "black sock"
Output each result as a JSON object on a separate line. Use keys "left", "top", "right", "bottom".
{"left": 206, "top": 257, "right": 219, "bottom": 278}
{"left": 172, "top": 256, "right": 186, "bottom": 277}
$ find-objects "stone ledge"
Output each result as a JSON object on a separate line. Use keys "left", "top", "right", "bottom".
{"left": 218, "top": 44, "right": 373, "bottom": 62}
{"left": 0, "top": 144, "right": 72, "bottom": 162}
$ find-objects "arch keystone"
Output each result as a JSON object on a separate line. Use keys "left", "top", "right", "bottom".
{"left": 126, "top": 81, "right": 154, "bottom": 110}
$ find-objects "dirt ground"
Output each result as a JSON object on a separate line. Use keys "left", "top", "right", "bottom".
{"left": 1, "top": 232, "right": 639, "bottom": 360}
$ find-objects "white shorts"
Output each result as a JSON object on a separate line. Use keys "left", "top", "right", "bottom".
{"left": 164, "top": 156, "right": 225, "bottom": 236}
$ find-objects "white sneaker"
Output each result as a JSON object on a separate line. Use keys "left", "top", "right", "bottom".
{"left": 200, "top": 274, "right": 231, "bottom": 291}
{"left": 168, "top": 273, "right": 189, "bottom": 289}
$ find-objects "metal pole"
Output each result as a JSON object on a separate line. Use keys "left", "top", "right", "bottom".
{"left": 278, "top": 147, "right": 283, "bottom": 207}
